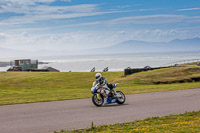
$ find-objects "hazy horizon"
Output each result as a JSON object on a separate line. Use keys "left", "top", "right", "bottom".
{"left": 1, "top": 51, "right": 200, "bottom": 72}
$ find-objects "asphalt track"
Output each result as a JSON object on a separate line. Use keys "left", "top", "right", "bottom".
{"left": 0, "top": 88, "right": 200, "bottom": 133}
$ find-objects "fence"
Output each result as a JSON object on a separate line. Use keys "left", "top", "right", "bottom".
{"left": 124, "top": 59, "right": 200, "bottom": 76}
{"left": 161, "top": 59, "right": 200, "bottom": 67}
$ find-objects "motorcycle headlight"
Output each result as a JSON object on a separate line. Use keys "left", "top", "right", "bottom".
{"left": 91, "top": 87, "right": 97, "bottom": 94}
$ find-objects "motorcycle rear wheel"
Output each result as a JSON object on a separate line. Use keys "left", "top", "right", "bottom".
{"left": 116, "top": 91, "right": 126, "bottom": 104}
{"left": 92, "top": 94, "right": 104, "bottom": 106}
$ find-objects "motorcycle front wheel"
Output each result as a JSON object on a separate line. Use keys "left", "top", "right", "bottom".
{"left": 92, "top": 93, "right": 104, "bottom": 107}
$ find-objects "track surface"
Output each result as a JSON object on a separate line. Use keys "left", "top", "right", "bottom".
{"left": 0, "top": 88, "right": 200, "bottom": 133}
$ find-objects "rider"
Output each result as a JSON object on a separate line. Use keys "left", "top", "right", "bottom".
{"left": 95, "top": 73, "right": 118, "bottom": 97}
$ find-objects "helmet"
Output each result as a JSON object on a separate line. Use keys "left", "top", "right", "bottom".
{"left": 95, "top": 73, "right": 102, "bottom": 81}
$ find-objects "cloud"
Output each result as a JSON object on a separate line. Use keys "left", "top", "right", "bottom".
{"left": 0, "top": 0, "right": 56, "bottom": 13}
{"left": 0, "top": 5, "right": 131, "bottom": 26}
{"left": 184, "top": 16, "right": 200, "bottom": 23}
{"left": 0, "top": 0, "right": 97, "bottom": 14}
{"left": 0, "top": 1, "right": 133, "bottom": 26}
{"left": 49, "top": 14, "right": 188, "bottom": 29}
{"left": 116, "top": 4, "right": 141, "bottom": 9}
{"left": 108, "top": 14, "right": 187, "bottom": 25}
{"left": 59, "top": 0, "right": 71, "bottom": 1}
{"left": 0, "top": 0, "right": 71, "bottom": 9}
{"left": 0, "top": 1, "right": 199, "bottom": 52}
{"left": 177, "top": 7, "right": 200, "bottom": 11}
{"left": 0, "top": 33, "right": 6, "bottom": 43}
{"left": 0, "top": 0, "right": 155, "bottom": 27}
{"left": 1, "top": 28, "right": 200, "bottom": 51}
{"left": 0, "top": 3, "right": 97, "bottom": 25}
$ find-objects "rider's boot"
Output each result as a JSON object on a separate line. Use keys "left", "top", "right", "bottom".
{"left": 113, "top": 88, "right": 120, "bottom": 97}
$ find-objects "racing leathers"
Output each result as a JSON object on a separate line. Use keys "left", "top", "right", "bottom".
{"left": 95, "top": 77, "right": 117, "bottom": 95}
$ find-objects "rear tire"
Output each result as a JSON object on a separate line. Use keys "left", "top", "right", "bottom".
{"left": 116, "top": 91, "right": 125, "bottom": 104}
{"left": 92, "top": 94, "right": 104, "bottom": 106}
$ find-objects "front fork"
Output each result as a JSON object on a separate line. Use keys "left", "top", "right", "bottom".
{"left": 97, "top": 88, "right": 107, "bottom": 104}
{"left": 97, "top": 93, "right": 100, "bottom": 100}
{"left": 97, "top": 88, "right": 102, "bottom": 100}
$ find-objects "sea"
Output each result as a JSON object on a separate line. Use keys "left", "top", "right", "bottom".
{"left": 0, "top": 51, "right": 200, "bottom": 72}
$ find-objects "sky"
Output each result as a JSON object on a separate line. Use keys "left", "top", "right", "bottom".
{"left": 0, "top": 0, "right": 200, "bottom": 51}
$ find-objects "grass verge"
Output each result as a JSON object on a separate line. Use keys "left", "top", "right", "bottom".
{"left": 0, "top": 64, "right": 200, "bottom": 105}
{"left": 56, "top": 110, "right": 200, "bottom": 133}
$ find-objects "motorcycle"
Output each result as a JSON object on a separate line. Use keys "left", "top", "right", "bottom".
{"left": 91, "top": 83, "right": 126, "bottom": 106}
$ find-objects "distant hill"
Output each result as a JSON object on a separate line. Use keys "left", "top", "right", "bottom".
{"left": 168, "top": 38, "right": 200, "bottom": 51}
{"left": 108, "top": 40, "right": 167, "bottom": 53}
{"left": 0, "top": 38, "right": 199, "bottom": 58}
{"left": 83, "top": 38, "right": 200, "bottom": 54}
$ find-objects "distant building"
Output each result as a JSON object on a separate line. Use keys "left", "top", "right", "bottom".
{"left": 7, "top": 59, "right": 59, "bottom": 72}
{"left": 8, "top": 59, "right": 38, "bottom": 71}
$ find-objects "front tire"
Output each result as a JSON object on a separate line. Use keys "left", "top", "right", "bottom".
{"left": 92, "top": 94, "right": 104, "bottom": 106}
{"left": 116, "top": 91, "right": 126, "bottom": 104}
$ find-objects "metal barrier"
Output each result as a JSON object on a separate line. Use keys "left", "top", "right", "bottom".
{"left": 124, "top": 59, "right": 200, "bottom": 76}
{"left": 161, "top": 59, "right": 200, "bottom": 67}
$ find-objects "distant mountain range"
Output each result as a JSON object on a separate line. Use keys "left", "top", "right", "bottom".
{"left": 0, "top": 38, "right": 200, "bottom": 58}
{"left": 84, "top": 38, "right": 200, "bottom": 54}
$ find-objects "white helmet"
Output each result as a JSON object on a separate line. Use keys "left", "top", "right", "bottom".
{"left": 95, "top": 73, "right": 102, "bottom": 81}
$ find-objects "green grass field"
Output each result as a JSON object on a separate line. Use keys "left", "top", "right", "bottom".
{"left": 0, "top": 64, "right": 200, "bottom": 105}
{"left": 57, "top": 110, "right": 200, "bottom": 133}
